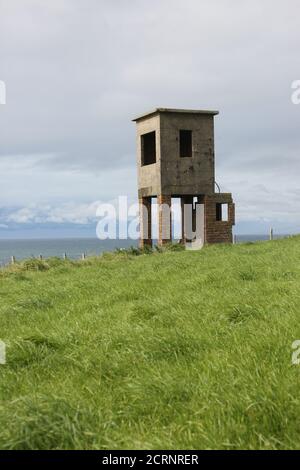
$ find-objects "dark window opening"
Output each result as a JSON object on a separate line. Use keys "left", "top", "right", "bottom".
{"left": 216, "top": 203, "right": 228, "bottom": 221}
{"left": 179, "top": 130, "right": 192, "bottom": 158}
{"left": 141, "top": 131, "right": 156, "bottom": 166}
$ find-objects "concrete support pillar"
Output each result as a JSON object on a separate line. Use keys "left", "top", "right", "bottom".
{"left": 180, "top": 196, "right": 193, "bottom": 243}
{"left": 139, "top": 197, "right": 152, "bottom": 249}
{"left": 180, "top": 197, "right": 186, "bottom": 244}
{"left": 158, "top": 195, "right": 172, "bottom": 246}
{"left": 192, "top": 197, "right": 198, "bottom": 234}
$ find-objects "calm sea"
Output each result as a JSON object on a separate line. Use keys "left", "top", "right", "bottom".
{"left": 0, "top": 235, "right": 287, "bottom": 267}
{"left": 0, "top": 238, "right": 137, "bottom": 267}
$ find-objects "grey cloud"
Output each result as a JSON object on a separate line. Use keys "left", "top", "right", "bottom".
{"left": 0, "top": 0, "right": 300, "bottom": 233}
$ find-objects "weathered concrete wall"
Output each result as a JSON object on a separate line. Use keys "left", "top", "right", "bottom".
{"left": 160, "top": 112, "right": 215, "bottom": 196}
{"left": 136, "top": 114, "right": 161, "bottom": 198}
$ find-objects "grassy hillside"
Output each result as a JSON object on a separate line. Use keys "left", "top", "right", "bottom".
{"left": 1, "top": 237, "right": 300, "bottom": 450}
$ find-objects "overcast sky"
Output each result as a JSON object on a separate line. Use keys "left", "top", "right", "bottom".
{"left": 0, "top": 0, "right": 300, "bottom": 238}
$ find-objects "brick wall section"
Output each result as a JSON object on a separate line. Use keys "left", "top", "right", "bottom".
{"left": 158, "top": 195, "right": 172, "bottom": 246}
{"left": 203, "top": 193, "right": 235, "bottom": 244}
{"left": 229, "top": 202, "right": 235, "bottom": 226}
{"left": 139, "top": 197, "right": 152, "bottom": 248}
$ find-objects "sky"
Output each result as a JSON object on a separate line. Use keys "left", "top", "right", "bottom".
{"left": 0, "top": 0, "right": 300, "bottom": 239}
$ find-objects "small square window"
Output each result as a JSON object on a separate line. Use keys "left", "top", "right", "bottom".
{"left": 179, "top": 130, "right": 192, "bottom": 158}
{"left": 141, "top": 131, "right": 156, "bottom": 166}
{"left": 216, "top": 203, "right": 228, "bottom": 221}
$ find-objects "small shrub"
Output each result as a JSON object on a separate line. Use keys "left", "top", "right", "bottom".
{"left": 165, "top": 242, "right": 185, "bottom": 252}
{"left": 227, "top": 305, "right": 261, "bottom": 324}
{"left": 46, "top": 257, "right": 67, "bottom": 268}
{"left": 115, "top": 245, "right": 154, "bottom": 256}
{"left": 238, "top": 269, "right": 257, "bottom": 281}
{"left": 21, "top": 259, "right": 50, "bottom": 272}
{"left": 128, "top": 246, "right": 142, "bottom": 256}
{"left": 140, "top": 245, "right": 153, "bottom": 255}
{"left": 154, "top": 242, "right": 185, "bottom": 253}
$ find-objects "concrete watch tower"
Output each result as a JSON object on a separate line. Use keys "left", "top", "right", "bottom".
{"left": 132, "top": 108, "right": 235, "bottom": 248}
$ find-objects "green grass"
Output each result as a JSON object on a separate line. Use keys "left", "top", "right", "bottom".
{"left": 1, "top": 237, "right": 300, "bottom": 449}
